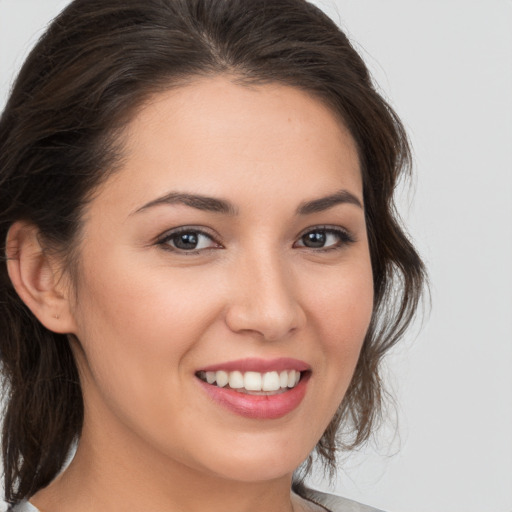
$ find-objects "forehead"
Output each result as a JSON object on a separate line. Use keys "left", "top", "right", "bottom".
{"left": 96, "top": 76, "right": 362, "bottom": 214}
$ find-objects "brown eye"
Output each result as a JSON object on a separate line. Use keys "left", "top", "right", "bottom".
{"left": 295, "top": 228, "right": 355, "bottom": 250}
{"left": 159, "top": 229, "right": 220, "bottom": 252}
{"left": 172, "top": 232, "right": 202, "bottom": 250}
{"left": 301, "top": 231, "right": 328, "bottom": 248}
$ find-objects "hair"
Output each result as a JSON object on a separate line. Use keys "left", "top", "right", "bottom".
{"left": 0, "top": 0, "right": 425, "bottom": 504}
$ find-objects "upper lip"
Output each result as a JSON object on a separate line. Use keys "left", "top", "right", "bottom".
{"left": 198, "top": 357, "right": 310, "bottom": 373}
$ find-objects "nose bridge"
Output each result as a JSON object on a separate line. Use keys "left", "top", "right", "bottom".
{"left": 225, "top": 246, "right": 304, "bottom": 340}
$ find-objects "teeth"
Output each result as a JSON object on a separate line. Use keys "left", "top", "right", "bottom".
{"left": 262, "top": 371, "right": 280, "bottom": 391}
{"left": 216, "top": 370, "right": 229, "bottom": 388}
{"left": 228, "top": 371, "right": 244, "bottom": 389}
{"left": 244, "top": 371, "right": 262, "bottom": 391}
{"left": 287, "top": 370, "right": 296, "bottom": 388}
{"left": 199, "top": 369, "right": 303, "bottom": 392}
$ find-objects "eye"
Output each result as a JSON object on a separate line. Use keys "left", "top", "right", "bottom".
{"left": 294, "top": 227, "right": 355, "bottom": 250}
{"left": 158, "top": 228, "right": 221, "bottom": 253}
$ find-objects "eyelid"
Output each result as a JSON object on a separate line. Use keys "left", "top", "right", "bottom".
{"left": 154, "top": 224, "right": 355, "bottom": 254}
{"left": 294, "top": 225, "right": 356, "bottom": 250}
{"left": 156, "top": 226, "right": 223, "bottom": 253}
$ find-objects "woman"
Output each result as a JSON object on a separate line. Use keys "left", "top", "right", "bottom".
{"left": 0, "top": 0, "right": 425, "bottom": 511}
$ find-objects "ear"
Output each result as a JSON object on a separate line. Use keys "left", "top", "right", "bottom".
{"left": 6, "top": 221, "right": 77, "bottom": 334}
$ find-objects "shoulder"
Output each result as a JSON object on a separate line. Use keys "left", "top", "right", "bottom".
{"left": 6, "top": 501, "right": 40, "bottom": 512}
{"left": 304, "top": 489, "right": 385, "bottom": 512}
{"left": 8, "top": 492, "right": 383, "bottom": 512}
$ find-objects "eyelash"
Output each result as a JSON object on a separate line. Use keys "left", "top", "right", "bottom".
{"left": 295, "top": 226, "right": 356, "bottom": 252}
{"left": 156, "top": 225, "right": 356, "bottom": 255}
{"left": 157, "top": 227, "right": 220, "bottom": 255}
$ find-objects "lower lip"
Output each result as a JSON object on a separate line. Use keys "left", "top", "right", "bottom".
{"left": 197, "top": 374, "right": 309, "bottom": 420}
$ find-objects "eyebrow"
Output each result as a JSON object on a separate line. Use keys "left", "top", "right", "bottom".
{"left": 134, "top": 192, "right": 238, "bottom": 216}
{"left": 133, "top": 188, "right": 362, "bottom": 216}
{"left": 296, "top": 189, "right": 363, "bottom": 214}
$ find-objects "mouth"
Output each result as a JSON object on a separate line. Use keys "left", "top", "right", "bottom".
{"left": 195, "top": 358, "right": 311, "bottom": 419}
{"left": 196, "top": 369, "right": 304, "bottom": 395}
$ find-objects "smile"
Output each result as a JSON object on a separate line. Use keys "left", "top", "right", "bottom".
{"left": 196, "top": 369, "right": 302, "bottom": 395}
{"left": 195, "top": 358, "right": 310, "bottom": 419}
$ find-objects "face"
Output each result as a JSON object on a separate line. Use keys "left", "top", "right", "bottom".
{"left": 67, "top": 76, "right": 373, "bottom": 484}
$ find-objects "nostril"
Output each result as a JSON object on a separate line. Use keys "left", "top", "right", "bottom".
{"left": 224, "top": 306, "right": 303, "bottom": 341}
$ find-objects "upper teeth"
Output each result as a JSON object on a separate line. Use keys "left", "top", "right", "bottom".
{"left": 200, "top": 370, "right": 301, "bottom": 392}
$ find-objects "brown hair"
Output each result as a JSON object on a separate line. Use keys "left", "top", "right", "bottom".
{"left": 0, "top": 0, "right": 425, "bottom": 504}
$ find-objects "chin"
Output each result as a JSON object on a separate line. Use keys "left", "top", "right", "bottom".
{"left": 191, "top": 434, "right": 313, "bottom": 483}
{"left": 207, "top": 459, "right": 299, "bottom": 484}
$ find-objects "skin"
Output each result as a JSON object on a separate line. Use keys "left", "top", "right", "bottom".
{"left": 14, "top": 76, "right": 373, "bottom": 512}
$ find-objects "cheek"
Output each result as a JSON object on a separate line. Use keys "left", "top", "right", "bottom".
{"left": 69, "top": 260, "right": 226, "bottom": 442}
{"left": 69, "top": 251, "right": 222, "bottom": 401}
{"left": 309, "top": 262, "right": 374, "bottom": 347}
{"left": 73, "top": 246, "right": 219, "bottom": 347}
{"left": 305, "top": 258, "right": 374, "bottom": 395}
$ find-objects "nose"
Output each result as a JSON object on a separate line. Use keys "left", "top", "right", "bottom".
{"left": 224, "top": 251, "right": 306, "bottom": 341}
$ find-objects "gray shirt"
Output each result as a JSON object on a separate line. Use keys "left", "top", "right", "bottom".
{"left": 7, "top": 490, "right": 383, "bottom": 512}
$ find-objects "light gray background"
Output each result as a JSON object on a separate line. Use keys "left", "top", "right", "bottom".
{"left": 1, "top": 1, "right": 511, "bottom": 512}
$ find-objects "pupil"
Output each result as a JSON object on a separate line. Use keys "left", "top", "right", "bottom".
{"left": 303, "top": 231, "right": 326, "bottom": 248}
{"left": 175, "top": 232, "right": 198, "bottom": 249}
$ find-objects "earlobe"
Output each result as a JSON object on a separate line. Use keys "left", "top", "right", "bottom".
{"left": 5, "top": 221, "right": 77, "bottom": 334}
